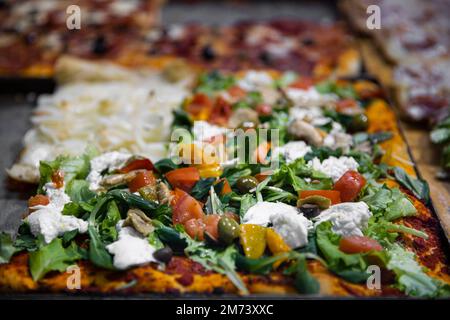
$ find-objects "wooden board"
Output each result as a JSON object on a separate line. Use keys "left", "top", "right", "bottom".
{"left": 358, "top": 39, "right": 450, "bottom": 241}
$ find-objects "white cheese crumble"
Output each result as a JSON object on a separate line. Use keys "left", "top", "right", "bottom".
{"left": 106, "top": 221, "right": 158, "bottom": 270}
{"left": 242, "top": 202, "right": 312, "bottom": 248}
{"left": 237, "top": 71, "right": 274, "bottom": 91}
{"left": 285, "top": 87, "right": 336, "bottom": 108}
{"left": 272, "top": 141, "right": 312, "bottom": 164}
{"left": 27, "top": 182, "right": 88, "bottom": 244}
{"left": 314, "top": 202, "right": 372, "bottom": 237}
{"left": 308, "top": 156, "right": 359, "bottom": 182}
{"left": 289, "top": 105, "right": 331, "bottom": 127}
{"left": 87, "top": 151, "right": 132, "bottom": 191}
{"left": 323, "top": 122, "right": 353, "bottom": 152}
{"left": 192, "top": 121, "right": 227, "bottom": 142}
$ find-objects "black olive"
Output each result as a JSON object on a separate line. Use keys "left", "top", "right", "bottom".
{"left": 153, "top": 246, "right": 173, "bottom": 264}
{"left": 201, "top": 44, "right": 216, "bottom": 61}
{"left": 301, "top": 37, "right": 315, "bottom": 46}
{"left": 236, "top": 176, "right": 259, "bottom": 194}
{"left": 91, "top": 35, "right": 108, "bottom": 55}
{"left": 259, "top": 51, "right": 272, "bottom": 65}
{"left": 299, "top": 204, "right": 321, "bottom": 219}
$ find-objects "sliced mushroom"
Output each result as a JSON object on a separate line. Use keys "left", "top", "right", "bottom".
{"left": 228, "top": 108, "right": 260, "bottom": 128}
{"left": 100, "top": 170, "right": 143, "bottom": 188}
{"left": 288, "top": 119, "right": 323, "bottom": 146}
{"left": 157, "top": 182, "right": 173, "bottom": 205}
{"left": 123, "top": 208, "right": 154, "bottom": 237}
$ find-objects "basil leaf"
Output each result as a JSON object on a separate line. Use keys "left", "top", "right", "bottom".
{"left": 154, "top": 158, "right": 179, "bottom": 174}
{"left": 294, "top": 255, "right": 320, "bottom": 294}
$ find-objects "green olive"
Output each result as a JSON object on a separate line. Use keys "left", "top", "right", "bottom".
{"left": 297, "top": 195, "right": 331, "bottom": 210}
{"left": 218, "top": 216, "right": 241, "bottom": 245}
{"left": 236, "top": 176, "right": 258, "bottom": 194}
{"left": 349, "top": 113, "right": 369, "bottom": 132}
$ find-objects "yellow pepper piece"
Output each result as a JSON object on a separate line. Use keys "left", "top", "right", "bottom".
{"left": 239, "top": 224, "right": 267, "bottom": 259}
{"left": 196, "top": 163, "right": 222, "bottom": 178}
{"left": 266, "top": 228, "right": 291, "bottom": 269}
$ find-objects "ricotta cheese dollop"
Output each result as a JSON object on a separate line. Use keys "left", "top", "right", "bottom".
{"left": 87, "top": 151, "right": 132, "bottom": 191}
{"left": 308, "top": 156, "right": 359, "bottom": 182}
{"left": 242, "top": 201, "right": 312, "bottom": 248}
{"left": 27, "top": 182, "right": 88, "bottom": 244}
{"left": 313, "top": 202, "right": 372, "bottom": 237}
{"left": 106, "top": 221, "right": 158, "bottom": 270}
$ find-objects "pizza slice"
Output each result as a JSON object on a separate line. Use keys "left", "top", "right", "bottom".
{"left": 1, "top": 69, "right": 449, "bottom": 297}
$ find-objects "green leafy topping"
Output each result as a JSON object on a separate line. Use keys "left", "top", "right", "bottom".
{"left": 0, "top": 233, "right": 19, "bottom": 264}
{"left": 29, "top": 237, "right": 85, "bottom": 281}
{"left": 195, "top": 71, "right": 235, "bottom": 95}
{"left": 393, "top": 167, "right": 430, "bottom": 204}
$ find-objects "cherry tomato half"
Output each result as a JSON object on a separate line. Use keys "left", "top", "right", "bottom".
{"left": 339, "top": 236, "right": 383, "bottom": 254}
{"left": 165, "top": 167, "right": 200, "bottom": 193}
{"left": 171, "top": 188, "right": 204, "bottom": 226}
{"left": 119, "top": 158, "right": 155, "bottom": 173}
{"left": 333, "top": 170, "right": 366, "bottom": 202}
{"left": 128, "top": 171, "right": 156, "bottom": 193}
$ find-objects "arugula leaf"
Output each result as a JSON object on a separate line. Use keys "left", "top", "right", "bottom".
{"left": 0, "top": 233, "right": 19, "bottom": 264}
{"left": 66, "top": 180, "right": 95, "bottom": 203}
{"left": 61, "top": 230, "right": 79, "bottom": 246}
{"left": 239, "top": 194, "right": 257, "bottom": 219}
{"left": 191, "top": 178, "right": 216, "bottom": 200}
{"left": 88, "top": 225, "right": 114, "bottom": 270}
{"left": 393, "top": 167, "right": 430, "bottom": 204}
{"left": 236, "top": 253, "right": 289, "bottom": 275}
{"left": 315, "top": 81, "right": 357, "bottom": 99}
{"left": 29, "top": 238, "right": 84, "bottom": 281}
{"left": 99, "top": 200, "right": 121, "bottom": 243}
{"left": 195, "top": 71, "right": 235, "bottom": 95}
{"left": 315, "top": 223, "right": 370, "bottom": 283}
{"left": 205, "top": 186, "right": 224, "bottom": 215}
{"left": 353, "top": 131, "right": 393, "bottom": 145}
{"left": 154, "top": 221, "right": 187, "bottom": 253}
{"left": 14, "top": 224, "right": 38, "bottom": 252}
{"left": 293, "top": 255, "right": 320, "bottom": 294}
{"left": 387, "top": 244, "right": 439, "bottom": 297}
{"left": 304, "top": 146, "right": 343, "bottom": 162}
{"left": 182, "top": 234, "right": 248, "bottom": 294}
{"left": 154, "top": 158, "right": 180, "bottom": 174}
{"left": 153, "top": 204, "right": 172, "bottom": 226}
{"left": 38, "top": 153, "right": 92, "bottom": 194}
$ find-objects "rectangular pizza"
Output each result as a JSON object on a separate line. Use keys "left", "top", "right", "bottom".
{"left": 1, "top": 67, "right": 449, "bottom": 297}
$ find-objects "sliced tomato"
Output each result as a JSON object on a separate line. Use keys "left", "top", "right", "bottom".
{"left": 254, "top": 141, "right": 271, "bottom": 164}
{"left": 203, "top": 214, "right": 221, "bottom": 240}
{"left": 333, "top": 170, "right": 366, "bottom": 202}
{"left": 299, "top": 190, "right": 341, "bottom": 205}
{"left": 165, "top": 167, "right": 200, "bottom": 193}
{"left": 339, "top": 236, "right": 383, "bottom": 254}
{"left": 51, "top": 170, "right": 64, "bottom": 189}
{"left": 184, "top": 218, "right": 206, "bottom": 241}
{"left": 128, "top": 170, "right": 156, "bottom": 193}
{"left": 289, "top": 77, "right": 314, "bottom": 90}
{"left": 28, "top": 195, "right": 50, "bottom": 208}
{"left": 119, "top": 158, "right": 155, "bottom": 173}
{"left": 172, "top": 188, "right": 204, "bottom": 225}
